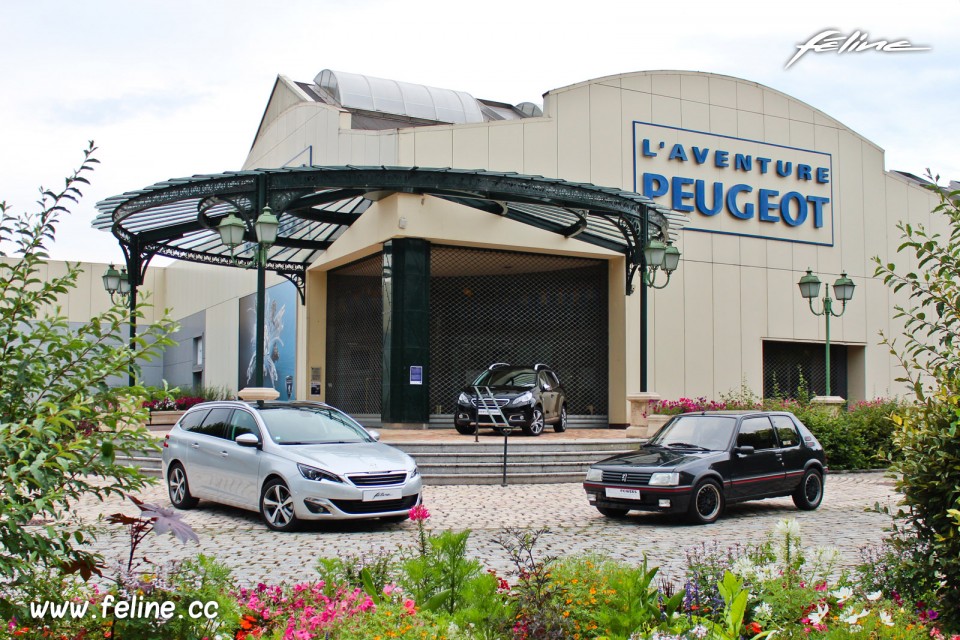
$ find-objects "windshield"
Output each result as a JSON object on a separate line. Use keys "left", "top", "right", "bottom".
{"left": 258, "top": 406, "right": 374, "bottom": 445}
{"left": 472, "top": 367, "right": 536, "bottom": 388}
{"left": 648, "top": 415, "right": 737, "bottom": 451}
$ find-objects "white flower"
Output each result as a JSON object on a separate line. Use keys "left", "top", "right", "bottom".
{"left": 878, "top": 610, "right": 895, "bottom": 627}
{"left": 866, "top": 591, "right": 883, "bottom": 601}
{"left": 731, "top": 556, "right": 757, "bottom": 578}
{"left": 809, "top": 603, "right": 830, "bottom": 625}
{"left": 755, "top": 602, "right": 773, "bottom": 619}
{"left": 691, "top": 624, "right": 709, "bottom": 639}
{"left": 840, "top": 608, "right": 869, "bottom": 625}
{"left": 757, "top": 564, "right": 780, "bottom": 581}
{"left": 831, "top": 586, "right": 854, "bottom": 603}
{"left": 775, "top": 518, "right": 801, "bottom": 538}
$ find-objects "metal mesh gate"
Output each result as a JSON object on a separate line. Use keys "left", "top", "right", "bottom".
{"left": 762, "top": 340, "right": 847, "bottom": 399}
{"left": 326, "top": 255, "right": 383, "bottom": 414}
{"left": 429, "top": 246, "right": 608, "bottom": 417}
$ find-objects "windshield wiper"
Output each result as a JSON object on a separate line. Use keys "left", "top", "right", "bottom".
{"left": 666, "top": 442, "right": 709, "bottom": 450}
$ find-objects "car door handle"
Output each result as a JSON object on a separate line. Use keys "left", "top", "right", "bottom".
{"left": 191, "top": 442, "right": 200, "bottom": 449}
{"left": 220, "top": 451, "right": 229, "bottom": 457}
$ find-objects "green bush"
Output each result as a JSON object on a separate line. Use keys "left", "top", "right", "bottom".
{"left": 791, "top": 400, "right": 901, "bottom": 470}
{"left": 0, "top": 143, "right": 176, "bottom": 582}
{"left": 872, "top": 175, "right": 960, "bottom": 629}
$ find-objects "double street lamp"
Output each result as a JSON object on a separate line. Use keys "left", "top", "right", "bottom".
{"left": 796, "top": 268, "right": 856, "bottom": 397}
{"left": 641, "top": 239, "right": 681, "bottom": 288}
{"left": 217, "top": 206, "right": 280, "bottom": 389}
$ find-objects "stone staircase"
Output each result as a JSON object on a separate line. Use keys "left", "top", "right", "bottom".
{"left": 117, "top": 437, "right": 639, "bottom": 485}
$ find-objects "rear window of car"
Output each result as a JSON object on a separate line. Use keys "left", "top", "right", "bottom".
{"left": 770, "top": 415, "right": 801, "bottom": 447}
{"left": 178, "top": 408, "right": 210, "bottom": 432}
{"left": 191, "top": 407, "right": 232, "bottom": 439}
{"left": 737, "top": 417, "right": 778, "bottom": 450}
{"left": 257, "top": 406, "right": 374, "bottom": 445}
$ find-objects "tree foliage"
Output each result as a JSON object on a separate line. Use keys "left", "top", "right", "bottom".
{"left": 873, "top": 175, "right": 960, "bottom": 628}
{"left": 0, "top": 142, "right": 177, "bottom": 582}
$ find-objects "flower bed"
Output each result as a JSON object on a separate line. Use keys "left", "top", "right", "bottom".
{"left": 3, "top": 510, "right": 956, "bottom": 640}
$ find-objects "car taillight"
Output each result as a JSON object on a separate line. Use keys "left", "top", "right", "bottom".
{"left": 163, "top": 434, "right": 169, "bottom": 448}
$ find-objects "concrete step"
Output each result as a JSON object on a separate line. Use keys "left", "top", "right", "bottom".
{"left": 393, "top": 440, "right": 637, "bottom": 455}
{"left": 115, "top": 437, "right": 639, "bottom": 485}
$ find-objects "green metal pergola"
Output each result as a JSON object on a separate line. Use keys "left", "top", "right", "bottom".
{"left": 94, "top": 166, "right": 686, "bottom": 392}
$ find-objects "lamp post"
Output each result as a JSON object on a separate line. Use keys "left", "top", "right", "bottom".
{"left": 797, "top": 268, "right": 856, "bottom": 397}
{"left": 639, "top": 231, "right": 681, "bottom": 392}
{"left": 102, "top": 263, "right": 137, "bottom": 386}
{"left": 218, "top": 204, "right": 279, "bottom": 389}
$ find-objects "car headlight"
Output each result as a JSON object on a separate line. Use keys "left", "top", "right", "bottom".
{"left": 585, "top": 468, "right": 603, "bottom": 482}
{"left": 298, "top": 463, "right": 344, "bottom": 483}
{"left": 457, "top": 392, "right": 472, "bottom": 405}
{"left": 648, "top": 472, "right": 680, "bottom": 486}
{"left": 508, "top": 391, "right": 534, "bottom": 406}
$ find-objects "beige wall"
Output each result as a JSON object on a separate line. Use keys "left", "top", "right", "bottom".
{"left": 233, "top": 70, "right": 945, "bottom": 418}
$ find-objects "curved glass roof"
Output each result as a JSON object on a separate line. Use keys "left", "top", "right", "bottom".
{"left": 93, "top": 166, "right": 687, "bottom": 298}
{"left": 315, "top": 69, "right": 484, "bottom": 124}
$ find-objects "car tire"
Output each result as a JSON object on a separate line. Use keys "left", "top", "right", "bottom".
{"left": 167, "top": 462, "right": 199, "bottom": 509}
{"left": 260, "top": 478, "right": 300, "bottom": 532}
{"left": 455, "top": 423, "right": 477, "bottom": 435}
{"left": 687, "top": 478, "right": 724, "bottom": 525}
{"left": 523, "top": 406, "right": 545, "bottom": 436}
{"left": 553, "top": 404, "right": 568, "bottom": 432}
{"left": 596, "top": 505, "right": 630, "bottom": 518}
{"left": 792, "top": 468, "right": 824, "bottom": 511}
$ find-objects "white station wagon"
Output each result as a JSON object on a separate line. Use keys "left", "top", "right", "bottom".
{"left": 161, "top": 401, "right": 422, "bottom": 531}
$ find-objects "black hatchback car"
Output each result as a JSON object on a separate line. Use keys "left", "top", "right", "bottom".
{"left": 454, "top": 363, "right": 567, "bottom": 436}
{"left": 583, "top": 411, "right": 826, "bottom": 524}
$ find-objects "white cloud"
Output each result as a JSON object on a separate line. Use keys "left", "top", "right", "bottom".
{"left": 1, "top": 0, "right": 957, "bottom": 261}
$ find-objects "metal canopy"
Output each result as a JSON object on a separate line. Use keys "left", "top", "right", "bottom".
{"left": 93, "top": 166, "right": 686, "bottom": 301}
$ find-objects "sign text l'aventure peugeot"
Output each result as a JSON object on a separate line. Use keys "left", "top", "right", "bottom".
{"left": 634, "top": 122, "right": 834, "bottom": 246}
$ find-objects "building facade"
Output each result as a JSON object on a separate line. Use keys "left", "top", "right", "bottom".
{"left": 85, "top": 69, "right": 944, "bottom": 427}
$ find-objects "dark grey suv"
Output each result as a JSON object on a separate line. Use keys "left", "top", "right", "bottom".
{"left": 454, "top": 363, "right": 567, "bottom": 436}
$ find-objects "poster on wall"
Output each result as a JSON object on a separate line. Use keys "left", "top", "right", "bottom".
{"left": 238, "top": 280, "right": 298, "bottom": 400}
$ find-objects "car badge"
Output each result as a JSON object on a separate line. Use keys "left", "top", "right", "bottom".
{"left": 621, "top": 473, "right": 628, "bottom": 483}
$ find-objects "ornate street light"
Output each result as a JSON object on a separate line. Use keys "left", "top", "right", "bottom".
{"left": 797, "top": 268, "right": 856, "bottom": 397}
{"left": 217, "top": 205, "right": 279, "bottom": 389}
{"left": 102, "top": 264, "right": 131, "bottom": 304}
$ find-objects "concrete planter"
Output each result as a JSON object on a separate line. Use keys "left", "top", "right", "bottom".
{"left": 646, "top": 414, "right": 670, "bottom": 436}
{"left": 147, "top": 410, "right": 185, "bottom": 428}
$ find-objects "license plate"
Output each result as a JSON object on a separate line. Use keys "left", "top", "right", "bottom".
{"left": 478, "top": 409, "right": 495, "bottom": 415}
{"left": 606, "top": 487, "right": 642, "bottom": 500}
{"left": 362, "top": 488, "right": 401, "bottom": 502}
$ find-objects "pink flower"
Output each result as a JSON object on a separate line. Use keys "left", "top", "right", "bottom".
{"left": 409, "top": 504, "right": 430, "bottom": 521}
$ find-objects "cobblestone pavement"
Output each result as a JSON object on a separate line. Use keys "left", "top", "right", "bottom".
{"left": 69, "top": 472, "right": 898, "bottom": 587}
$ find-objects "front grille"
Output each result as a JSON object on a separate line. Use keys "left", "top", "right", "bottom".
{"left": 602, "top": 471, "right": 652, "bottom": 485}
{"left": 470, "top": 397, "right": 509, "bottom": 407}
{"left": 331, "top": 495, "right": 418, "bottom": 514}
{"left": 347, "top": 472, "right": 407, "bottom": 487}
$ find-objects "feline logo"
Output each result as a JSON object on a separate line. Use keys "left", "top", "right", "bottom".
{"left": 786, "top": 30, "right": 930, "bottom": 68}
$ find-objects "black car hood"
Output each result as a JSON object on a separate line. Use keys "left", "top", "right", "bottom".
{"left": 596, "top": 445, "right": 722, "bottom": 469}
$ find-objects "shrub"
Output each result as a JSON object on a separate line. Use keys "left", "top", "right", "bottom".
{"left": 873, "top": 175, "right": 960, "bottom": 630}
{"left": 0, "top": 143, "right": 176, "bottom": 583}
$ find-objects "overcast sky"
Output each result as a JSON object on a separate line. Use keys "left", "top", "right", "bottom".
{"left": 1, "top": 0, "right": 957, "bottom": 264}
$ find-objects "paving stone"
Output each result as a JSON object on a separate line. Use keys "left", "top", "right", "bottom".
{"left": 64, "top": 471, "right": 898, "bottom": 587}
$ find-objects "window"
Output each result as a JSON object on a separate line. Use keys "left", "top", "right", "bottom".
{"left": 737, "top": 417, "right": 778, "bottom": 450}
{"left": 770, "top": 415, "right": 800, "bottom": 448}
{"left": 178, "top": 409, "right": 210, "bottom": 432}
{"left": 194, "top": 336, "right": 204, "bottom": 367}
{"left": 229, "top": 410, "right": 261, "bottom": 441}
{"left": 193, "top": 408, "right": 232, "bottom": 439}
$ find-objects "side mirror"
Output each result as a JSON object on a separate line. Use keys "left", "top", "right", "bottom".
{"left": 734, "top": 445, "right": 755, "bottom": 455}
{"left": 367, "top": 429, "right": 381, "bottom": 442}
{"left": 235, "top": 433, "right": 261, "bottom": 448}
